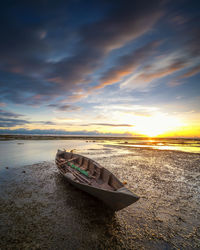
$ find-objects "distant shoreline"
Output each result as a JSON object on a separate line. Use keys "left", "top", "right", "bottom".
{"left": 1, "top": 134, "right": 135, "bottom": 141}
{"left": 0, "top": 134, "right": 199, "bottom": 141}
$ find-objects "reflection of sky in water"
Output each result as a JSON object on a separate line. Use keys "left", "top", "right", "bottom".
{"left": 119, "top": 144, "right": 200, "bottom": 153}
{"left": 101, "top": 139, "right": 200, "bottom": 153}
{"left": 0, "top": 140, "right": 93, "bottom": 169}
{"left": 0, "top": 140, "right": 130, "bottom": 169}
{"left": 102, "top": 138, "right": 200, "bottom": 154}
{"left": 0, "top": 138, "right": 199, "bottom": 169}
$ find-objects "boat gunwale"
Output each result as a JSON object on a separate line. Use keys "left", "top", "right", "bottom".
{"left": 57, "top": 166, "right": 138, "bottom": 197}
{"left": 55, "top": 151, "right": 133, "bottom": 194}
{"left": 55, "top": 150, "right": 140, "bottom": 210}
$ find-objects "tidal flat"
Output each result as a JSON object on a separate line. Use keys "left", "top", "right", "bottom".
{"left": 0, "top": 143, "right": 200, "bottom": 249}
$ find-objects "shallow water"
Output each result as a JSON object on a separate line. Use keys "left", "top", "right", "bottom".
{"left": 103, "top": 138, "right": 200, "bottom": 154}
{"left": 0, "top": 139, "right": 131, "bottom": 169}
{"left": 0, "top": 140, "right": 81, "bottom": 169}
{"left": 0, "top": 147, "right": 200, "bottom": 249}
{"left": 0, "top": 137, "right": 200, "bottom": 249}
{"left": 0, "top": 138, "right": 200, "bottom": 170}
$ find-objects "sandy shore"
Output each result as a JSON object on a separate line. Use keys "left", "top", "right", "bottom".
{"left": 0, "top": 146, "right": 200, "bottom": 249}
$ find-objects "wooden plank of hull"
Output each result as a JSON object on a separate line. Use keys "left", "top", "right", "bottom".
{"left": 55, "top": 150, "right": 139, "bottom": 211}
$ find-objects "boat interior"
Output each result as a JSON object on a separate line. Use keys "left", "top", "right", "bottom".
{"left": 56, "top": 151, "right": 123, "bottom": 191}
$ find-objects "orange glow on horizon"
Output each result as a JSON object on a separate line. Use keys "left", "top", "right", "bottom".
{"left": 132, "top": 114, "right": 183, "bottom": 137}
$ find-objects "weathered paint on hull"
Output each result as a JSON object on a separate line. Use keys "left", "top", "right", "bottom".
{"left": 61, "top": 172, "right": 139, "bottom": 211}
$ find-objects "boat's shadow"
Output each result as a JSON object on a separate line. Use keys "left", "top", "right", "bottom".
{"left": 55, "top": 172, "right": 116, "bottom": 218}
{"left": 53, "top": 173, "right": 124, "bottom": 248}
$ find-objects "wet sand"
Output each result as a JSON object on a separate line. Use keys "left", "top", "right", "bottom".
{"left": 0, "top": 146, "right": 200, "bottom": 249}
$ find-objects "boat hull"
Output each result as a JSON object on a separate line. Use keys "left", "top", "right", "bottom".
{"left": 60, "top": 171, "right": 139, "bottom": 211}
{"left": 56, "top": 151, "right": 139, "bottom": 211}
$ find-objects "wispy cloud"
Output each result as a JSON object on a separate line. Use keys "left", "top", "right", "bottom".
{"left": 82, "top": 123, "right": 133, "bottom": 127}
{"left": 47, "top": 104, "right": 81, "bottom": 112}
{"left": 0, "top": 117, "right": 29, "bottom": 127}
{"left": 136, "top": 60, "right": 186, "bottom": 82}
{"left": 0, "top": 128, "right": 132, "bottom": 136}
{"left": 177, "top": 64, "right": 200, "bottom": 79}
{"left": 169, "top": 64, "right": 200, "bottom": 86}
{"left": 94, "top": 104, "right": 159, "bottom": 112}
{"left": 121, "top": 55, "right": 189, "bottom": 90}
{"left": 90, "top": 41, "right": 160, "bottom": 91}
{"left": 0, "top": 109, "right": 24, "bottom": 118}
{"left": 0, "top": 0, "right": 163, "bottom": 105}
{"left": 0, "top": 1, "right": 199, "bottom": 137}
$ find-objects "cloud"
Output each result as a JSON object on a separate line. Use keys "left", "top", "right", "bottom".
{"left": 168, "top": 80, "right": 182, "bottom": 87}
{"left": 63, "top": 93, "right": 89, "bottom": 103}
{"left": 121, "top": 57, "right": 188, "bottom": 90}
{"left": 80, "top": 1, "right": 162, "bottom": 51}
{"left": 177, "top": 64, "right": 200, "bottom": 79}
{"left": 0, "top": 109, "right": 24, "bottom": 118}
{"left": 170, "top": 15, "right": 187, "bottom": 26}
{"left": 184, "top": 21, "right": 200, "bottom": 57}
{"left": 0, "top": 0, "right": 163, "bottom": 105}
{"left": 49, "top": 0, "right": 163, "bottom": 90}
{"left": 0, "top": 72, "right": 59, "bottom": 105}
{"left": 0, "top": 128, "right": 132, "bottom": 136}
{"left": 93, "top": 103, "right": 159, "bottom": 112}
{"left": 168, "top": 63, "right": 200, "bottom": 87}
{"left": 82, "top": 123, "right": 133, "bottom": 127}
{"left": 34, "top": 121, "right": 57, "bottom": 125}
{"left": 47, "top": 104, "right": 81, "bottom": 111}
{"left": 135, "top": 59, "right": 187, "bottom": 82}
{"left": 90, "top": 41, "right": 160, "bottom": 91}
{"left": 0, "top": 117, "right": 30, "bottom": 127}
{"left": 0, "top": 108, "right": 28, "bottom": 127}
{"left": 0, "top": 108, "right": 60, "bottom": 127}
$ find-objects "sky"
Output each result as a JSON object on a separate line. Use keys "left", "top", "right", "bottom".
{"left": 0, "top": 0, "right": 200, "bottom": 137}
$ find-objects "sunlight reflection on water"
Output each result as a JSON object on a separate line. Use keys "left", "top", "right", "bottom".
{"left": 101, "top": 138, "right": 200, "bottom": 154}
{"left": 0, "top": 138, "right": 199, "bottom": 169}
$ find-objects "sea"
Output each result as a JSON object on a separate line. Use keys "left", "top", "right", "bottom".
{"left": 0, "top": 137, "right": 199, "bottom": 169}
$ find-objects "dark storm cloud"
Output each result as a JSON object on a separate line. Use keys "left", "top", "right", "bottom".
{"left": 0, "top": 0, "right": 163, "bottom": 105}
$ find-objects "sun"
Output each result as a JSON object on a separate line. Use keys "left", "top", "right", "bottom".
{"left": 133, "top": 114, "right": 182, "bottom": 137}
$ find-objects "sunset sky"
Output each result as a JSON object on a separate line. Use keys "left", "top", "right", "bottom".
{"left": 0, "top": 0, "right": 199, "bottom": 137}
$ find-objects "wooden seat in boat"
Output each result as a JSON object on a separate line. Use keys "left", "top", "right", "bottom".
{"left": 56, "top": 150, "right": 140, "bottom": 211}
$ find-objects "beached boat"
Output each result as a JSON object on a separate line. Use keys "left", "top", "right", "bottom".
{"left": 55, "top": 150, "right": 139, "bottom": 211}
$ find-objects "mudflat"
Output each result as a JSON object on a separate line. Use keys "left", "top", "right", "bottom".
{"left": 0, "top": 146, "right": 200, "bottom": 249}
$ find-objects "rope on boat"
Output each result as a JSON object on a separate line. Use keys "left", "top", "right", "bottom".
{"left": 67, "top": 162, "right": 89, "bottom": 177}
{"left": 66, "top": 165, "right": 91, "bottom": 184}
{"left": 56, "top": 159, "right": 91, "bottom": 184}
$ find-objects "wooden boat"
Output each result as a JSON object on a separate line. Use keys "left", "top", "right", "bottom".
{"left": 55, "top": 150, "right": 139, "bottom": 211}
